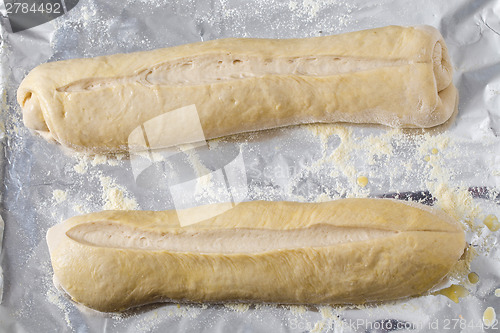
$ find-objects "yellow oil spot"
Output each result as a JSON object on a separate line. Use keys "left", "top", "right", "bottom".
{"left": 484, "top": 214, "right": 500, "bottom": 231}
{"left": 434, "top": 284, "right": 469, "bottom": 303}
{"left": 495, "top": 289, "right": 500, "bottom": 297}
{"left": 424, "top": 155, "right": 430, "bottom": 162}
{"left": 483, "top": 307, "right": 496, "bottom": 327}
{"left": 357, "top": 176, "right": 368, "bottom": 187}
{"left": 431, "top": 148, "right": 438, "bottom": 155}
{"left": 468, "top": 272, "right": 479, "bottom": 284}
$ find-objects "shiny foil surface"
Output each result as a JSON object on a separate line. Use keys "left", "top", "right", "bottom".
{"left": 0, "top": 0, "right": 499, "bottom": 332}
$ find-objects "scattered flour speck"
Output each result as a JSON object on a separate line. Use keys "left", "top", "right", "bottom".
{"left": 52, "top": 189, "right": 67, "bottom": 203}
{"left": 224, "top": 303, "right": 251, "bottom": 312}
{"left": 100, "top": 176, "right": 139, "bottom": 210}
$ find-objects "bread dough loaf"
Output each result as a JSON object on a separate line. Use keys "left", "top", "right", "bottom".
{"left": 18, "top": 25, "right": 457, "bottom": 153}
{"left": 46, "top": 198, "right": 465, "bottom": 312}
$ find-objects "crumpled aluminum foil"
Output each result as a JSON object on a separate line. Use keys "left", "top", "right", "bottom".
{"left": 0, "top": 0, "right": 499, "bottom": 332}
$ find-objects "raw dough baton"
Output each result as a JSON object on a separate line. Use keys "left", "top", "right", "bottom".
{"left": 47, "top": 198, "right": 465, "bottom": 312}
{"left": 18, "top": 25, "right": 457, "bottom": 153}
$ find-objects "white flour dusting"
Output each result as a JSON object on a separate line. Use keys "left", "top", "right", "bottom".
{"left": 100, "top": 176, "right": 139, "bottom": 210}
{"left": 52, "top": 190, "right": 67, "bottom": 203}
